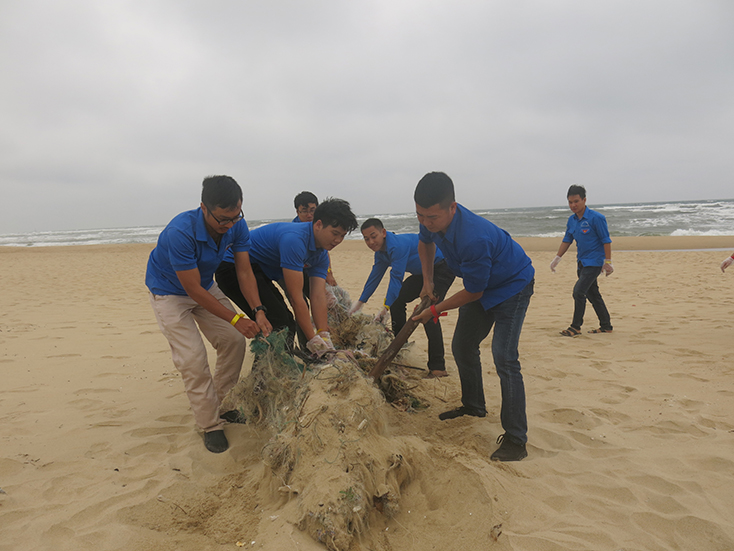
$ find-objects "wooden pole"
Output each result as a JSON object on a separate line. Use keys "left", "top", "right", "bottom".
{"left": 368, "top": 296, "right": 432, "bottom": 381}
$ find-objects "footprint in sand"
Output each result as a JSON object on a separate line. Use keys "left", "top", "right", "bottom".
{"left": 538, "top": 408, "right": 602, "bottom": 430}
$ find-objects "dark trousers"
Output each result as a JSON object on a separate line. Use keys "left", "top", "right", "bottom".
{"left": 390, "top": 260, "right": 455, "bottom": 371}
{"left": 571, "top": 262, "right": 612, "bottom": 331}
{"left": 276, "top": 276, "right": 310, "bottom": 350}
{"left": 215, "top": 261, "right": 297, "bottom": 347}
{"left": 451, "top": 279, "right": 534, "bottom": 445}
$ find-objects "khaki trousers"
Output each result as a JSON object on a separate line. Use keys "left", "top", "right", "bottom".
{"left": 149, "top": 283, "right": 246, "bottom": 432}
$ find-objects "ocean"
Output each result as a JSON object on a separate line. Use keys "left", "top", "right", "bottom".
{"left": 2, "top": 199, "right": 733, "bottom": 247}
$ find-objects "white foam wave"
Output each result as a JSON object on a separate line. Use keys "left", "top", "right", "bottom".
{"left": 670, "top": 229, "right": 734, "bottom": 237}
{"left": 533, "top": 232, "right": 566, "bottom": 238}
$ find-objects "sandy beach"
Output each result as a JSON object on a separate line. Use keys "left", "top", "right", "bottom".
{"left": 2, "top": 237, "right": 734, "bottom": 551}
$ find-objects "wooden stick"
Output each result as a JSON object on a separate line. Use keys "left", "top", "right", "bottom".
{"left": 368, "top": 296, "right": 432, "bottom": 381}
{"left": 389, "top": 362, "right": 427, "bottom": 372}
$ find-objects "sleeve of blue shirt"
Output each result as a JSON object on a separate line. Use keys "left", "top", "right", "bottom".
{"left": 593, "top": 214, "right": 612, "bottom": 244}
{"left": 166, "top": 228, "right": 200, "bottom": 272}
{"left": 231, "top": 219, "right": 251, "bottom": 252}
{"left": 279, "top": 232, "right": 309, "bottom": 272}
{"left": 384, "top": 237, "right": 410, "bottom": 308}
{"left": 307, "top": 250, "right": 330, "bottom": 280}
{"left": 458, "top": 240, "right": 494, "bottom": 295}
{"left": 359, "top": 254, "right": 389, "bottom": 303}
{"left": 418, "top": 224, "right": 431, "bottom": 243}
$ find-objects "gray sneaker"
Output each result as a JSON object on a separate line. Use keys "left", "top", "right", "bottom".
{"left": 490, "top": 434, "right": 527, "bottom": 462}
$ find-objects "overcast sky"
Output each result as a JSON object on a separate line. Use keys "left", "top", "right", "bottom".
{"left": 1, "top": 0, "right": 733, "bottom": 234}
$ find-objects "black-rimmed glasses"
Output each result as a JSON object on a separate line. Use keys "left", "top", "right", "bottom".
{"left": 208, "top": 209, "right": 244, "bottom": 226}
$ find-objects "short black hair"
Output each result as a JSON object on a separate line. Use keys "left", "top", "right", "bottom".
{"left": 313, "top": 198, "right": 358, "bottom": 233}
{"left": 360, "top": 218, "right": 384, "bottom": 232}
{"left": 567, "top": 184, "right": 586, "bottom": 199}
{"left": 201, "top": 175, "right": 242, "bottom": 210}
{"left": 294, "top": 191, "right": 319, "bottom": 210}
{"left": 414, "top": 172, "right": 455, "bottom": 208}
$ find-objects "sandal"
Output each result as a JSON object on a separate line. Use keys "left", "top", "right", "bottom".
{"left": 424, "top": 370, "right": 449, "bottom": 379}
{"left": 588, "top": 328, "right": 612, "bottom": 334}
{"left": 560, "top": 327, "right": 581, "bottom": 337}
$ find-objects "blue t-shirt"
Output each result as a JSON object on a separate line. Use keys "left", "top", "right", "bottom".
{"left": 419, "top": 203, "right": 534, "bottom": 310}
{"left": 562, "top": 207, "right": 612, "bottom": 267}
{"left": 226, "top": 221, "right": 329, "bottom": 282}
{"left": 359, "top": 232, "right": 444, "bottom": 307}
{"left": 146, "top": 208, "right": 251, "bottom": 296}
{"left": 292, "top": 215, "right": 305, "bottom": 223}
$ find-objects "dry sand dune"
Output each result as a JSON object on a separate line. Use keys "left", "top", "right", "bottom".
{"left": 1, "top": 238, "right": 734, "bottom": 550}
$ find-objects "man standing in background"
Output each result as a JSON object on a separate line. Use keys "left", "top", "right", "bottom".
{"left": 552, "top": 184, "right": 614, "bottom": 336}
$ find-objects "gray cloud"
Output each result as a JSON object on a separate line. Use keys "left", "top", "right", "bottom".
{"left": 2, "top": 0, "right": 733, "bottom": 233}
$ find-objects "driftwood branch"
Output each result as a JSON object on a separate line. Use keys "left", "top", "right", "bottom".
{"left": 368, "top": 296, "right": 432, "bottom": 381}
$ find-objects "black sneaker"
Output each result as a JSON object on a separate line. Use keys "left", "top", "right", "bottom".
{"left": 220, "top": 410, "right": 246, "bottom": 424}
{"left": 438, "top": 406, "right": 487, "bottom": 421}
{"left": 204, "top": 430, "right": 229, "bottom": 453}
{"left": 490, "top": 433, "right": 527, "bottom": 462}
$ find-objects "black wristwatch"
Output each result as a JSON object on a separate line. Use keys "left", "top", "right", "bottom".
{"left": 253, "top": 305, "right": 268, "bottom": 315}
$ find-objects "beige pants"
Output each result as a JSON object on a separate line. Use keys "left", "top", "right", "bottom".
{"left": 149, "top": 283, "right": 246, "bottom": 432}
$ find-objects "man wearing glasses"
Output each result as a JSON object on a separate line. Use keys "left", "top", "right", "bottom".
{"left": 146, "top": 175, "right": 271, "bottom": 454}
{"left": 293, "top": 191, "right": 318, "bottom": 223}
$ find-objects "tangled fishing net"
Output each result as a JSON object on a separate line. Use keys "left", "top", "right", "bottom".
{"left": 221, "top": 285, "right": 428, "bottom": 550}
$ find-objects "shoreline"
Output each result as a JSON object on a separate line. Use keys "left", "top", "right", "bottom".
{"left": 517, "top": 235, "right": 734, "bottom": 251}
{"left": 1, "top": 235, "right": 733, "bottom": 255}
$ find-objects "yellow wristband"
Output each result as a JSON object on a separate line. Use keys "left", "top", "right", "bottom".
{"left": 604, "top": 259, "right": 612, "bottom": 264}
{"left": 230, "top": 314, "right": 244, "bottom": 326}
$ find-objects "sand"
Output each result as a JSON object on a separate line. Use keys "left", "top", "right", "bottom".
{"left": 2, "top": 237, "right": 734, "bottom": 551}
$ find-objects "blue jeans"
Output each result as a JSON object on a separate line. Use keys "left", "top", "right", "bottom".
{"left": 451, "top": 280, "right": 534, "bottom": 445}
{"left": 390, "top": 260, "right": 455, "bottom": 371}
{"left": 571, "top": 263, "right": 612, "bottom": 331}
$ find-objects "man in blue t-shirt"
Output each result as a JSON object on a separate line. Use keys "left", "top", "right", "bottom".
{"left": 551, "top": 184, "right": 613, "bottom": 336}
{"left": 411, "top": 172, "right": 534, "bottom": 462}
{"left": 216, "top": 198, "right": 358, "bottom": 357}
{"left": 348, "top": 218, "right": 455, "bottom": 377}
{"left": 146, "top": 176, "right": 272, "bottom": 454}
{"left": 291, "top": 190, "right": 337, "bottom": 287}
{"left": 292, "top": 190, "right": 318, "bottom": 223}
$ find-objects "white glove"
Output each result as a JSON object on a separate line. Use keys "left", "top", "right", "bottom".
{"left": 721, "top": 256, "right": 734, "bottom": 273}
{"left": 374, "top": 307, "right": 389, "bottom": 323}
{"left": 550, "top": 255, "right": 562, "bottom": 273}
{"left": 306, "top": 334, "right": 334, "bottom": 357}
{"left": 347, "top": 300, "right": 364, "bottom": 316}
{"left": 602, "top": 261, "right": 614, "bottom": 277}
{"left": 325, "top": 286, "right": 338, "bottom": 309}
{"left": 317, "top": 330, "right": 334, "bottom": 349}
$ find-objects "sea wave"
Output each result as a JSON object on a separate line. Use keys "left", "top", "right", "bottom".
{"left": 670, "top": 228, "right": 734, "bottom": 237}
{"left": 4, "top": 199, "right": 734, "bottom": 246}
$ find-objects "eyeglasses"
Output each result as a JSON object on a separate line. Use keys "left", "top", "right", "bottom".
{"left": 208, "top": 208, "right": 244, "bottom": 226}
{"left": 298, "top": 207, "right": 317, "bottom": 215}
